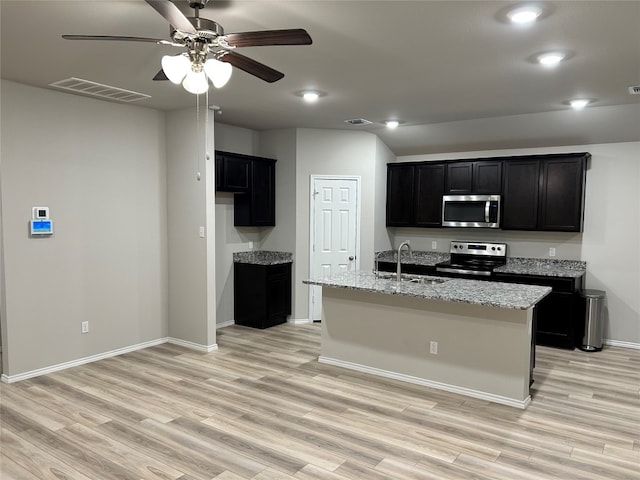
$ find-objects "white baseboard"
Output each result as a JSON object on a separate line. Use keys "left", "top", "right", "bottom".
{"left": 1, "top": 338, "right": 167, "bottom": 384}
{"left": 318, "top": 356, "right": 530, "bottom": 410}
{"left": 167, "top": 337, "right": 218, "bottom": 353}
{"left": 1, "top": 335, "right": 221, "bottom": 383}
{"left": 288, "top": 317, "right": 311, "bottom": 325}
{"left": 604, "top": 339, "right": 640, "bottom": 350}
{"left": 216, "top": 320, "right": 235, "bottom": 329}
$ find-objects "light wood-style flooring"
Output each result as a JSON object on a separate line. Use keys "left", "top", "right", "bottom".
{"left": 1, "top": 323, "right": 639, "bottom": 479}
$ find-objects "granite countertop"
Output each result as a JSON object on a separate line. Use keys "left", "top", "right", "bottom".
{"left": 304, "top": 271, "right": 551, "bottom": 310}
{"left": 494, "top": 257, "right": 586, "bottom": 278}
{"left": 376, "top": 250, "right": 586, "bottom": 278}
{"left": 233, "top": 250, "right": 293, "bottom": 265}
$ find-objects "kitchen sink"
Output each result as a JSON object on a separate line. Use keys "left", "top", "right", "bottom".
{"left": 375, "top": 272, "right": 448, "bottom": 284}
{"left": 408, "top": 277, "right": 448, "bottom": 285}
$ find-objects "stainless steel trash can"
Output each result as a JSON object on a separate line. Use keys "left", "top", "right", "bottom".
{"left": 580, "top": 289, "right": 606, "bottom": 352}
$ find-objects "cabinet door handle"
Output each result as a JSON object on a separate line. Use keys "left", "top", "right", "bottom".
{"left": 349, "top": 256, "right": 355, "bottom": 261}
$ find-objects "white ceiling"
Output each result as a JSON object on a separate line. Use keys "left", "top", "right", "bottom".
{"left": 1, "top": 1, "right": 639, "bottom": 155}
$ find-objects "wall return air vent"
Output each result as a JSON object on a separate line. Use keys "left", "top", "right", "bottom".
{"left": 628, "top": 85, "right": 640, "bottom": 95}
{"left": 49, "top": 77, "right": 151, "bottom": 103}
{"left": 344, "top": 118, "right": 373, "bottom": 126}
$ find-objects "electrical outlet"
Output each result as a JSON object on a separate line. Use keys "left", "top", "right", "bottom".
{"left": 429, "top": 341, "right": 438, "bottom": 355}
{"left": 81, "top": 321, "right": 89, "bottom": 334}
{"left": 431, "top": 241, "right": 437, "bottom": 250}
{"left": 549, "top": 247, "right": 556, "bottom": 257}
{"left": 248, "top": 241, "right": 254, "bottom": 250}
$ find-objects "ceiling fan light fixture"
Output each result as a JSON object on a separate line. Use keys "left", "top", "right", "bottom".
{"left": 204, "top": 58, "right": 232, "bottom": 88}
{"left": 182, "top": 69, "right": 209, "bottom": 94}
{"left": 161, "top": 54, "right": 191, "bottom": 84}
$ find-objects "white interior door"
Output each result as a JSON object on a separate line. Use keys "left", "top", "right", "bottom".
{"left": 309, "top": 176, "right": 361, "bottom": 321}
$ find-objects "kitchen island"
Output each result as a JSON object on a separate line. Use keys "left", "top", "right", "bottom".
{"left": 304, "top": 272, "right": 551, "bottom": 408}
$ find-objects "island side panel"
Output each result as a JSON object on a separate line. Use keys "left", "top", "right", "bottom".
{"left": 320, "top": 287, "right": 532, "bottom": 405}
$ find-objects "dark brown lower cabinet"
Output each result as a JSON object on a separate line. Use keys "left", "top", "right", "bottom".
{"left": 234, "top": 262, "right": 292, "bottom": 329}
{"left": 494, "top": 273, "right": 583, "bottom": 349}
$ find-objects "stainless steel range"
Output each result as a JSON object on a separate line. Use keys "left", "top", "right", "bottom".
{"left": 436, "top": 241, "right": 507, "bottom": 277}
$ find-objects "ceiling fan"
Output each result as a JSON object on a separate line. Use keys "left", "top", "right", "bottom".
{"left": 62, "top": 0, "right": 312, "bottom": 93}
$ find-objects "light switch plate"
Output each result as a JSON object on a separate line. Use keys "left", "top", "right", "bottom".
{"left": 549, "top": 247, "right": 556, "bottom": 257}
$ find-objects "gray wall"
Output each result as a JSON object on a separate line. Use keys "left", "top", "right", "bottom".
{"left": 166, "top": 106, "right": 217, "bottom": 348}
{"left": 259, "top": 129, "right": 299, "bottom": 312}
{"left": 0, "top": 80, "right": 168, "bottom": 376}
{"left": 393, "top": 142, "right": 640, "bottom": 345}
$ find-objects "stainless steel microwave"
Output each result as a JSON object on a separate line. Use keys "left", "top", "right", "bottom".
{"left": 442, "top": 195, "right": 501, "bottom": 228}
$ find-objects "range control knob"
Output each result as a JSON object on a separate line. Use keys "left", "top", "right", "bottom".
{"left": 497, "top": 247, "right": 502, "bottom": 251}
{"left": 491, "top": 247, "right": 496, "bottom": 251}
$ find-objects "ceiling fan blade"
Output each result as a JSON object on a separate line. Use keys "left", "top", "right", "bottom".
{"left": 145, "top": 0, "right": 197, "bottom": 34}
{"left": 222, "top": 29, "right": 312, "bottom": 48}
{"left": 62, "top": 34, "right": 169, "bottom": 44}
{"left": 221, "top": 52, "right": 285, "bottom": 83}
{"left": 153, "top": 69, "right": 169, "bottom": 81}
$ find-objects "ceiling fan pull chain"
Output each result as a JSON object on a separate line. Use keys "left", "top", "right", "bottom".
{"left": 196, "top": 92, "right": 201, "bottom": 181}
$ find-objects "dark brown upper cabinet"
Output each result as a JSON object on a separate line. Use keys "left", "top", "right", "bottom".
{"left": 501, "top": 159, "right": 541, "bottom": 230}
{"left": 215, "top": 151, "right": 251, "bottom": 192}
{"left": 234, "top": 158, "right": 276, "bottom": 227}
{"left": 445, "top": 160, "right": 502, "bottom": 194}
{"left": 414, "top": 163, "right": 445, "bottom": 227}
{"left": 474, "top": 161, "right": 503, "bottom": 194}
{"left": 215, "top": 150, "right": 277, "bottom": 227}
{"left": 386, "top": 164, "right": 415, "bottom": 227}
{"left": 446, "top": 162, "right": 473, "bottom": 194}
{"left": 386, "top": 162, "right": 445, "bottom": 227}
{"left": 502, "top": 153, "right": 589, "bottom": 232}
{"left": 539, "top": 155, "right": 588, "bottom": 231}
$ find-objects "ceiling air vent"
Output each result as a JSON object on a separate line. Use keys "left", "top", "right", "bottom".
{"left": 344, "top": 118, "right": 373, "bottom": 126}
{"left": 628, "top": 85, "right": 640, "bottom": 95}
{"left": 49, "top": 77, "right": 151, "bottom": 103}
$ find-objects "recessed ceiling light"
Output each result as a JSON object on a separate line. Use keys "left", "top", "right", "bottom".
{"left": 537, "top": 52, "right": 565, "bottom": 68}
{"left": 296, "top": 90, "right": 325, "bottom": 103}
{"left": 507, "top": 5, "right": 542, "bottom": 24}
{"left": 384, "top": 120, "right": 401, "bottom": 129}
{"left": 569, "top": 99, "right": 590, "bottom": 110}
{"left": 303, "top": 91, "right": 319, "bottom": 102}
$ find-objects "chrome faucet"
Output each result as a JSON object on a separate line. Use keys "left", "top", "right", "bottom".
{"left": 374, "top": 251, "right": 384, "bottom": 278}
{"left": 396, "top": 240, "right": 412, "bottom": 281}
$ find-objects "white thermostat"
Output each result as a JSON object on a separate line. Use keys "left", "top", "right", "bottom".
{"left": 30, "top": 219, "right": 54, "bottom": 235}
{"left": 32, "top": 206, "right": 49, "bottom": 219}
{"left": 30, "top": 206, "right": 53, "bottom": 236}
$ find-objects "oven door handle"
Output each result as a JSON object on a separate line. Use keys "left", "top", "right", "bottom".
{"left": 436, "top": 267, "right": 492, "bottom": 277}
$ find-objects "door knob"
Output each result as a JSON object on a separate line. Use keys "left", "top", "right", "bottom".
{"left": 349, "top": 256, "right": 355, "bottom": 261}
